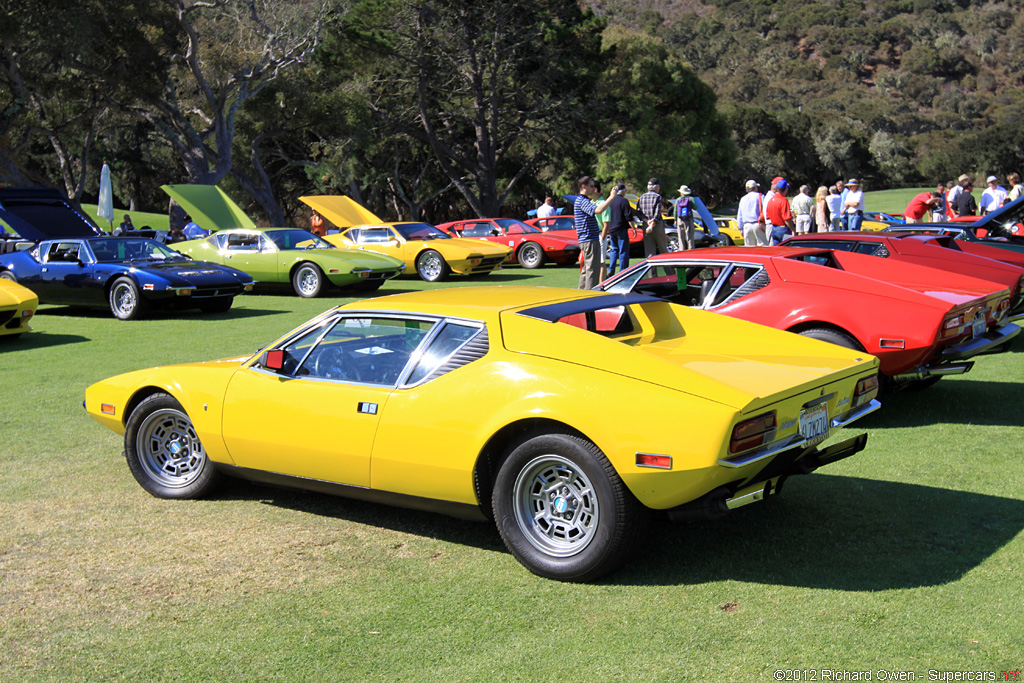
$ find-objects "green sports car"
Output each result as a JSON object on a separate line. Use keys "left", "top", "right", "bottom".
{"left": 172, "top": 228, "right": 404, "bottom": 297}
{"left": 163, "top": 184, "right": 404, "bottom": 297}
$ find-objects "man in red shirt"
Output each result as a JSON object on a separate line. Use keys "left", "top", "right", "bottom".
{"left": 765, "top": 179, "right": 794, "bottom": 245}
{"left": 904, "top": 191, "right": 941, "bottom": 223}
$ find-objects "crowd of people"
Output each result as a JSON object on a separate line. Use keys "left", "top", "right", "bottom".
{"left": 558, "top": 170, "right": 1023, "bottom": 289}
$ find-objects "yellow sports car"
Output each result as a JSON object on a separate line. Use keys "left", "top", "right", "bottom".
{"left": 0, "top": 276, "right": 37, "bottom": 340}
{"left": 85, "top": 287, "right": 880, "bottom": 582}
{"left": 300, "top": 195, "right": 511, "bottom": 282}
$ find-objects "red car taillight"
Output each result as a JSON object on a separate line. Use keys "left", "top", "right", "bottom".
{"left": 853, "top": 374, "right": 879, "bottom": 407}
{"left": 729, "top": 412, "right": 776, "bottom": 454}
{"left": 941, "top": 312, "right": 966, "bottom": 339}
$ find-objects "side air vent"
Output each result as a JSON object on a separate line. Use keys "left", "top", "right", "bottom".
{"left": 423, "top": 327, "right": 490, "bottom": 383}
{"left": 728, "top": 269, "right": 770, "bottom": 302}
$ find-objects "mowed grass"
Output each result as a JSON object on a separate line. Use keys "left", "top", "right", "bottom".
{"left": 1, "top": 263, "right": 1023, "bottom": 682}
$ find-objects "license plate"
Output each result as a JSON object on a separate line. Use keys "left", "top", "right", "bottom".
{"left": 972, "top": 311, "right": 988, "bottom": 338}
{"left": 799, "top": 403, "right": 829, "bottom": 443}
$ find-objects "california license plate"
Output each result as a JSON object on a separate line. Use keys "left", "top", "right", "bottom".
{"left": 799, "top": 403, "right": 829, "bottom": 443}
{"left": 972, "top": 312, "right": 988, "bottom": 338}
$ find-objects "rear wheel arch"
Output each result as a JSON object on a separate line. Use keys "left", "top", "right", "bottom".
{"left": 786, "top": 321, "right": 866, "bottom": 352}
{"left": 472, "top": 418, "right": 593, "bottom": 519}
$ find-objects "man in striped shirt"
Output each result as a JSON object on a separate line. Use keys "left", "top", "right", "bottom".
{"left": 574, "top": 176, "right": 617, "bottom": 289}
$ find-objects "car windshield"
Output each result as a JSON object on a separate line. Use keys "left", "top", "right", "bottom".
{"left": 266, "top": 229, "right": 331, "bottom": 250}
{"left": 393, "top": 223, "right": 450, "bottom": 241}
{"left": 495, "top": 219, "right": 540, "bottom": 234}
{"left": 88, "top": 238, "right": 185, "bottom": 262}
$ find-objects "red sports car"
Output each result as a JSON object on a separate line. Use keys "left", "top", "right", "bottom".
{"left": 526, "top": 215, "right": 647, "bottom": 255}
{"left": 436, "top": 218, "right": 580, "bottom": 268}
{"left": 597, "top": 246, "right": 1019, "bottom": 388}
{"left": 782, "top": 232, "right": 1024, "bottom": 316}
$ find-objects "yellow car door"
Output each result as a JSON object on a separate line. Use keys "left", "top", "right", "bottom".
{"left": 220, "top": 314, "right": 436, "bottom": 486}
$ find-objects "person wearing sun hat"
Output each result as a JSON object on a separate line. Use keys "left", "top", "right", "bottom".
{"left": 674, "top": 184, "right": 696, "bottom": 250}
{"left": 843, "top": 178, "right": 865, "bottom": 231}
{"left": 980, "top": 175, "right": 1007, "bottom": 214}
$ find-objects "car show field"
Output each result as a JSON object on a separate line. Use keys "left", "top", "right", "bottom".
{"left": 2, "top": 263, "right": 1022, "bottom": 679}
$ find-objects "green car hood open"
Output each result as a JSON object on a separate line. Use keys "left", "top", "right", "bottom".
{"left": 161, "top": 185, "right": 257, "bottom": 232}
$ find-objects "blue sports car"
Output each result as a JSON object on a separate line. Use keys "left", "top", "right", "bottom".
{"left": 0, "top": 237, "right": 255, "bottom": 320}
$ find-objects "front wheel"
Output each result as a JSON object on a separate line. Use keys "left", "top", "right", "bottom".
{"left": 0, "top": 270, "right": 16, "bottom": 282}
{"left": 517, "top": 242, "right": 545, "bottom": 269}
{"left": 492, "top": 432, "right": 648, "bottom": 582}
{"left": 124, "top": 393, "right": 221, "bottom": 499}
{"left": 292, "top": 262, "right": 325, "bottom": 298}
{"left": 416, "top": 249, "right": 450, "bottom": 282}
{"left": 109, "top": 277, "right": 150, "bottom": 320}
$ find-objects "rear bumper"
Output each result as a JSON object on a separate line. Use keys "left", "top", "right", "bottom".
{"left": 666, "top": 432, "right": 870, "bottom": 522}
{"left": 893, "top": 322, "right": 1019, "bottom": 381}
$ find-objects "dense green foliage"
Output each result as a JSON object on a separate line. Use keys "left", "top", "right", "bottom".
{"left": 596, "top": 0, "right": 1024, "bottom": 195}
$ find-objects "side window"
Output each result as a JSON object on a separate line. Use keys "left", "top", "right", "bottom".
{"left": 45, "top": 242, "right": 81, "bottom": 263}
{"left": 707, "top": 266, "right": 768, "bottom": 308}
{"left": 226, "top": 233, "right": 260, "bottom": 251}
{"left": 460, "top": 223, "right": 495, "bottom": 237}
{"left": 269, "top": 323, "right": 332, "bottom": 376}
{"left": 797, "top": 240, "right": 855, "bottom": 252}
{"left": 405, "top": 323, "right": 483, "bottom": 385}
{"left": 505, "top": 223, "right": 525, "bottom": 235}
{"left": 360, "top": 228, "right": 392, "bottom": 244}
{"left": 853, "top": 242, "right": 889, "bottom": 256}
{"left": 298, "top": 316, "right": 435, "bottom": 385}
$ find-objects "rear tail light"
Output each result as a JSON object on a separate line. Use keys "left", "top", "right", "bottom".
{"left": 997, "top": 297, "right": 1010, "bottom": 313}
{"left": 853, "top": 374, "right": 879, "bottom": 407}
{"left": 941, "top": 313, "right": 966, "bottom": 338}
{"left": 729, "top": 412, "right": 776, "bottom": 454}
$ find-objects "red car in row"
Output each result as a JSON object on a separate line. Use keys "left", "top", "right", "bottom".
{"left": 781, "top": 232, "right": 1024, "bottom": 316}
{"left": 597, "top": 246, "right": 1019, "bottom": 389}
{"left": 435, "top": 218, "right": 579, "bottom": 269}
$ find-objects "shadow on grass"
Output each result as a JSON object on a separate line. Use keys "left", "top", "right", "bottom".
{"left": 36, "top": 304, "right": 283, "bottom": 321}
{"left": 861, "top": 379, "right": 1023, "bottom": 428}
{"left": 211, "top": 474, "right": 1024, "bottom": 590}
{"left": 3, "top": 331, "right": 91, "bottom": 348}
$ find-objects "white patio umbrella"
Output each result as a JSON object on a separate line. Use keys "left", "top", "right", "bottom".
{"left": 97, "top": 162, "right": 114, "bottom": 231}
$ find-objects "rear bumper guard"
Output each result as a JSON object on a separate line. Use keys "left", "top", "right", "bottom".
{"left": 667, "top": 433, "right": 869, "bottom": 522}
{"left": 940, "top": 322, "right": 1020, "bottom": 361}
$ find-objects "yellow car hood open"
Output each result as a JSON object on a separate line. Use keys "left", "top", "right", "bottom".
{"left": 299, "top": 195, "right": 384, "bottom": 229}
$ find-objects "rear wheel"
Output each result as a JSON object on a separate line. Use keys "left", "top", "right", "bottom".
{"left": 292, "top": 263, "right": 325, "bottom": 298}
{"left": 798, "top": 327, "right": 861, "bottom": 350}
{"left": 109, "top": 277, "right": 150, "bottom": 320}
{"left": 492, "top": 432, "right": 648, "bottom": 582}
{"left": 517, "top": 242, "right": 545, "bottom": 269}
{"left": 124, "top": 393, "right": 221, "bottom": 499}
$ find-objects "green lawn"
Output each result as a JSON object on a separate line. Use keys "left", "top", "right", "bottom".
{"left": 2, "top": 265, "right": 1022, "bottom": 681}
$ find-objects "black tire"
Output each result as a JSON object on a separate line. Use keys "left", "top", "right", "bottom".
{"left": 0, "top": 270, "right": 16, "bottom": 282}
{"left": 798, "top": 327, "right": 862, "bottom": 351}
{"left": 517, "top": 242, "right": 545, "bottom": 269}
{"left": 292, "top": 262, "right": 325, "bottom": 298}
{"left": 109, "top": 277, "right": 150, "bottom": 320}
{"left": 124, "top": 393, "right": 221, "bottom": 499}
{"left": 416, "top": 249, "right": 450, "bottom": 282}
{"left": 492, "top": 432, "right": 648, "bottom": 582}
{"left": 199, "top": 297, "right": 233, "bottom": 314}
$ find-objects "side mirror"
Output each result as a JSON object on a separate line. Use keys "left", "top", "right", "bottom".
{"left": 260, "top": 348, "right": 285, "bottom": 371}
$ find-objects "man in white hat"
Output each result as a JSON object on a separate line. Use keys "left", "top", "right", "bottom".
{"left": 980, "top": 175, "right": 1007, "bottom": 215}
{"left": 736, "top": 179, "right": 767, "bottom": 246}
{"left": 843, "top": 178, "right": 865, "bottom": 231}
{"left": 674, "top": 184, "right": 696, "bottom": 250}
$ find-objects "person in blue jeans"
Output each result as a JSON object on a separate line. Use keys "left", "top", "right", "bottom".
{"left": 602, "top": 183, "right": 634, "bottom": 276}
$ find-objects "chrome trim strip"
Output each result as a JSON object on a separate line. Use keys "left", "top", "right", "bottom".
{"left": 717, "top": 433, "right": 806, "bottom": 469}
{"left": 830, "top": 398, "right": 881, "bottom": 429}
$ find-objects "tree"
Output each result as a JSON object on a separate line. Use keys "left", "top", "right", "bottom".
{"left": 594, "top": 27, "right": 735, "bottom": 197}
{"left": 355, "top": 0, "right": 606, "bottom": 217}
